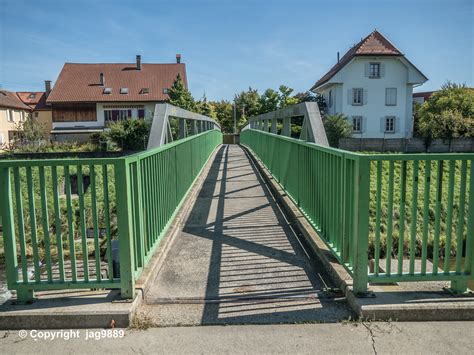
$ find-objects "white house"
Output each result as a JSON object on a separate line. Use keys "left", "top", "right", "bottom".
{"left": 46, "top": 55, "right": 186, "bottom": 141}
{"left": 311, "top": 30, "right": 428, "bottom": 138}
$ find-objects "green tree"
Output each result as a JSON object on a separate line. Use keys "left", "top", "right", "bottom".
{"left": 168, "top": 73, "right": 197, "bottom": 112}
{"left": 15, "top": 114, "right": 45, "bottom": 144}
{"left": 234, "top": 87, "right": 262, "bottom": 120}
{"left": 106, "top": 119, "right": 151, "bottom": 151}
{"left": 211, "top": 100, "right": 234, "bottom": 133}
{"left": 278, "top": 85, "right": 299, "bottom": 108}
{"left": 418, "top": 82, "right": 474, "bottom": 138}
{"left": 323, "top": 114, "right": 352, "bottom": 147}
{"left": 260, "top": 88, "right": 280, "bottom": 114}
{"left": 198, "top": 94, "right": 216, "bottom": 118}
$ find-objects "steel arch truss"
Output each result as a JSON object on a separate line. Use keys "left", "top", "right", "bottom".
{"left": 148, "top": 103, "right": 221, "bottom": 149}
{"left": 243, "top": 102, "right": 328, "bottom": 147}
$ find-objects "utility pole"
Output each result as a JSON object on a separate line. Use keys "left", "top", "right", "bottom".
{"left": 233, "top": 102, "right": 237, "bottom": 135}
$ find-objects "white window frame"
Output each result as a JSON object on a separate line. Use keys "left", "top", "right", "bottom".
{"left": 7, "top": 109, "right": 14, "bottom": 122}
{"left": 385, "top": 88, "right": 397, "bottom": 106}
{"left": 352, "top": 88, "right": 363, "bottom": 105}
{"left": 369, "top": 62, "right": 380, "bottom": 78}
{"left": 352, "top": 116, "right": 363, "bottom": 133}
{"left": 385, "top": 116, "right": 396, "bottom": 133}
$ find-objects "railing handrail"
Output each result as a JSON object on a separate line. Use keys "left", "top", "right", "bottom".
{"left": 247, "top": 128, "right": 474, "bottom": 159}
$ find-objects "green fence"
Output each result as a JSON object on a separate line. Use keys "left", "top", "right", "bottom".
{"left": 241, "top": 129, "right": 474, "bottom": 294}
{"left": 0, "top": 130, "right": 222, "bottom": 302}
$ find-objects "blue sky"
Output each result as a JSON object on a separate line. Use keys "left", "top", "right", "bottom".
{"left": 0, "top": 0, "right": 472, "bottom": 100}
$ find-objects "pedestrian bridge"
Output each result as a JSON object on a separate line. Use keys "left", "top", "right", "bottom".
{"left": 0, "top": 103, "right": 473, "bottom": 315}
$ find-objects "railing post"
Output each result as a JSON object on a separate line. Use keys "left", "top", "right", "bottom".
{"left": 115, "top": 159, "right": 136, "bottom": 299}
{"left": 352, "top": 157, "right": 370, "bottom": 295}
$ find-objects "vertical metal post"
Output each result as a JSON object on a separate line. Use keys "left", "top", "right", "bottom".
{"left": 233, "top": 103, "right": 237, "bottom": 134}
{"left": 352, "top": 157, "right": 370, "bottom": 295}
{"left": 179, "top": 118, "right": 186, "bottom": 139}
{"left": 115, "top": 160, "right": 136, "bottom": 299}
{"left": 282, "top": 117, "right": 291, "bottom": 137}
{"left": 190, "top": 120, "right": 197, "bottom": 135}
{"left": 271, "top": 118, "right": 277, "bottom": 134}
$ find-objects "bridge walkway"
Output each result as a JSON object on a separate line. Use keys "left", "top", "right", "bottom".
{"left": 143, "top": 144, "right": 351, "bottom": 325}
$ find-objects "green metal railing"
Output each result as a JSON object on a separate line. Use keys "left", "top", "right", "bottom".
{"left": 241, "top": 129, "right": 474, "bottom": 294}
{"left": 0, "top": 130, "right": 222, "bottom": 302}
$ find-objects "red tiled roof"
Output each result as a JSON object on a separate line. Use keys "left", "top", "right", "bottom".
{"left": 0, "top": 90, "right": 32, "bottom": 110}
{"left": 311, "top": 30, "right": 403, "bottom": 90}
{"left": 47, "top": 62, "right": 187, "bottom": 103}
{"left": 17, "top": 92, "right": 51, "bottom": 110}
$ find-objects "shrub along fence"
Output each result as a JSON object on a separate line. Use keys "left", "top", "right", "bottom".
{"left": 242, "top": 129, "right": 474, "bottom": 294}
{"left": 0, "top": 129, "right": 222, "bottom": 302}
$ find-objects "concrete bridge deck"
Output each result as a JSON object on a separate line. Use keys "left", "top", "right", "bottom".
{"left": 143, "top": 145, "right": 351, "bottom": 325}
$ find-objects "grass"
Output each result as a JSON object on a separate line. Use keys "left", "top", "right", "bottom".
{"left": 367, "top": 159, "right": 471, "bottom": 260}
{"left": 0, "top": 163, "right": 118, "bottom": 266}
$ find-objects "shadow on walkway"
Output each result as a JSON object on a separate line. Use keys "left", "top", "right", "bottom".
{"left": 145, "top": 145, "right": 352, "bottom": 325}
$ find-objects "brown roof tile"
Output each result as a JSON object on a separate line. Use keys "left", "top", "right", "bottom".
{"left": 0, "top": 90, "right": 32, "bottom": 110}
{"left": 17, "top": 91, "right": 51, "bottom": 110}
{"left": 311, "top": 30, "right": 403, "bottom": 90}
{"left": 47, "top": 62, "right": 187, "bottom": 103}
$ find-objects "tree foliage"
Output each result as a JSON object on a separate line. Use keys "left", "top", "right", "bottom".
{"left": 106, "top": 119, "right": 151, "bottom": 151}
{"left": 417, "top": 82, "right": 474, "bottom": 138}
{"left": 168, "top": 73, "right": 197, "bottom": 112}
{"left": 323, "top": 114, "right": 352, "bottom": 147}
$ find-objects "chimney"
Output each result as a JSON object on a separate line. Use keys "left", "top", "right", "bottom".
{"left": 99, "top": 73, "right": 105, "bottom": 86}
{"left": 136, "top": 55, "right": 141, "bottom": 70}
{"left": 45, "top": 80, "right": 52, "bottom": 96}
{"left": 176, "top": 54, "right": 181, "bottom": 64}
{"left": 337, "top": 52, "right": 340, "bottom": 63}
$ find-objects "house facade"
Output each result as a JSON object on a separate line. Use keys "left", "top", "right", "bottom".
{"left": 311, "top": 30, "right": 428, "bottom": 138}
{"left": 17, "top": 81, "right": 53, "bottom": 140}
{"left": 0, "top": 90, "right": 31, "bottom": 147}
{"left": 46, "top": 54, "right": 187, "bottom": 141}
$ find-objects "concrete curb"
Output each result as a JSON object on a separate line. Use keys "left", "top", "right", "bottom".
{"left": 0, "top": 146, "right": 223, "bottom": 330}
{"left": 241, "top": 144, "right": 474, "bottom": 321}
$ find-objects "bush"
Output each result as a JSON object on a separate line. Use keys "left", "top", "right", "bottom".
{"left": 106, "top": 119, "right": 151, "bottom": 151}
{"left": 418, "top": 82, "right": 474, "bottom": 138}
{"left": 323, "top": 114, "right": 352, "bottom": 147}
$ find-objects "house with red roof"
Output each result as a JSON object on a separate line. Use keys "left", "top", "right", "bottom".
{"left": 46, "top": 54, "right": 186, "bottom": 141}
{"left": 311, "top": 30, "right": 428, "bottom": 138}
{"left": 16, "top": 81, "right": 53, "bottom": 139}
{"left": 0, "top": 90, "right": 31, "bottom": 147}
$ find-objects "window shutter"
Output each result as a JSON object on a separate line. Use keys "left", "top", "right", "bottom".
{"left": 362, "top": 117, "right": 367, "bottom": 133}
{"left": 363, "top": 89, "right": 368, "bottom": 105}
{"left": 380, "top": 64, "right": 385, "bottom": 77}
{"left": 380, "top": 117, "right": 386, "bottom": 132}
{"left": 364, "top": 63, "right": 369, "bottom": 77}
{"left": 395, "top": 117, "right": 400, "bottom": 133}
{"left": 0, "top": 133, "right": 3, "bottom": 144}
{"left": 393, "top": 88, "right": 397, "bottom": 105}
{"left": 347, "top": 89, "right": 352, "bottom": 105}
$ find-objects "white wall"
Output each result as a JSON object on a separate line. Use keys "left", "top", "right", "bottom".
{"left": 318, "top": 57, "right": 420, "bottom": 138}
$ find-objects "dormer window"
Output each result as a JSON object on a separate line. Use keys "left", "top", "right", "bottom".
{"left": 103, "top": 87, "right": 112, "bottom": 94}
{"left": 140, "top": 88, "right": 149, "bottom": 94}
{"left": 120, "top": 88, "right": 129, "bottom": 94}
{"left": 163, "top": 88, "right": 169, "bottom": 94}
{"left": 369, "top": 63, "right": 380, "bottom": 78}
{"left": 29, "top": 93, "right": 36, "bottom": 99}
